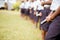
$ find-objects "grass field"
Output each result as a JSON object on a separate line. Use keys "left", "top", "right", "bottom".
{"left": 0, "top": 10, "right": 42, "bottom": 40}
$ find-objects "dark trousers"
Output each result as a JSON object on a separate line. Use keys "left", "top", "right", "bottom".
{"left": 45, "top": 15, "right": 60, "bottom": 40}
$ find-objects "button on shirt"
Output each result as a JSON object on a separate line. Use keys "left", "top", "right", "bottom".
{"left": 29, "top": 2, "right": 34, "bottom": 9}
{"left": 33, "top": 1, "right": 38, "bottom": 10}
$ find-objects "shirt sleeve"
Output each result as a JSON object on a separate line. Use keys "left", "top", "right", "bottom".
{"left": 50, "top": 0, "right": 60, "bottom": 11}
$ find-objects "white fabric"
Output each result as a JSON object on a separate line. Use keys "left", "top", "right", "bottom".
{"left": 33, "top": 1, "right": 38, "bottom": 10}
{"left": 24, "top": 1, "right": 30, "bottom": 9}
{"left": 33, "top": 1, "right": 43, "bottom": 10}
{"left": 37, "top": 1, "right": 44, "bottom": 10}
{"left": 50, "top": 0, "right": 60, "bottom": 10}
{"left": 20, "top": 2, "right": 25, "bottom": 8}
{"left": 44, "top": 0, "right": 51, "bottom": 8}
{"left": 44, "top": 0, "right": 49, "bottom": 1}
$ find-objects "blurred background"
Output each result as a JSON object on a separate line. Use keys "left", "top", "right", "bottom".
{"left": 0, "top": 0, "right": 21, "bottom": 10}
{"left": 0, "top": 0, "right": 42, "bottom": 40}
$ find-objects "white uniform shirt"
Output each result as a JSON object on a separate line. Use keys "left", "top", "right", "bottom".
{"left": 33, "top": 0, "right": 43, "bottom": 10}
{"left": 50, "top": 0, "right": 60, "bottom": 11}
{"left": 44, "top": 0, "right": 51, "bottom": 8}
{"left": 24, "top": 1, "right": 30, "bottom": 9}
{"left": 29, "top": 1, "right": 35, "bottom": 10}
{"left": 20, "top": 2, "right": 25, "bottom": 9}
{"left": 37, "top": 0, "right": 44, "bottom": 10}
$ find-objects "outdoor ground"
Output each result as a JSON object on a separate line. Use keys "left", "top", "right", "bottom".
{"left": 0, "top": 10, "right": 42, "bottom": 40}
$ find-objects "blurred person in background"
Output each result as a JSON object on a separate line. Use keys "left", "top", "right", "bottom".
{"left": 20, "top": 0, "right": 25, "bottom": 17}
{"left": 33, "top": 0, "right": 44, "bottom": 28}
{"left": 24, "top": 0, "right": 30, "bottom": 20}
{"left": 36, "top": 0, "right": 52, "bottom": 40}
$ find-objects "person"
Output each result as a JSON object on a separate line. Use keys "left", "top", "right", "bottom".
{"left": 44, "top": 0, "right": 60, "bottom": 40}
{"left": 20, "top": 0, "right": 25, "bottom": 17}
{"left": 33, "top": 0, "right": 44, "bottom": 28}
{"left": 29, "top": 0, "right": 35, "bottom": 23}
{"left": 36, "top": 0, "right": 52, "bottom": 40}
{"left": 24, "top": 0, "right": 30, "bottom": 20}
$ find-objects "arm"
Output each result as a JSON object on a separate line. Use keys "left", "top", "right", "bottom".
{"left": 51, "top": 6, "right": 60, "bottom": 20}
{"left": 46, "top": 6, "right": 60, "bottom": 22}
{"left": 41, "top": 0, "right": 52, "bottom": 6}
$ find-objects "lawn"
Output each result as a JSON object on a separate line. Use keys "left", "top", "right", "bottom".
{"left": 0, "top": 10, "right": 42, "bottom": 40}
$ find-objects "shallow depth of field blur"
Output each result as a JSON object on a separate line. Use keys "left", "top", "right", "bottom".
{"left": 0, "top": 10, "right": 42, "bottom": 40}
{"left": 0, "top": 0, "right": 42, "bottom": 40}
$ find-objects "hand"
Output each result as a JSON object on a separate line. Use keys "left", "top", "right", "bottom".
{"left": 39, "top": 12, "right": 42, "bottom": 16}
{"left": 46, "top": 16, "right": 52, "bottom": 22}
{"left": 36, "top": 12, "right": 39, "bottom": 16}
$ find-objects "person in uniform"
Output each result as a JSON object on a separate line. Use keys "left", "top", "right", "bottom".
{"left": 20, "top": 0, "right": 25, "bottom": 17}
{"left": 24, "top": 0, "right": 30, "bottom": 20}
{"left": 33, "top": 0, "right": 44, "bottom": 28}
{"left": 44, "top": 0, "right": 60, "bottom": 40}
{"left": 36, "top": 0, "right": 52, "bottom": 40}
{"left": 29, "top": 0, "right": 35, "bottom": 23}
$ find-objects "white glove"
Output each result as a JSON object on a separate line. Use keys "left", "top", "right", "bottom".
{"left": 36, "top": 12, "right": 39, "bottom": 16}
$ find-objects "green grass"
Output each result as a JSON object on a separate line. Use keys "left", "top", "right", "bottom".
{"left": 0, "top": 10, "right": 42, "bottom": 40}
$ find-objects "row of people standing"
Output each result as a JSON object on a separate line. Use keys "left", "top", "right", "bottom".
{"left": 20, "top": 0, "right": 60, "bottom": 40}
{"left": 20, "top": 0, "right": 51, "bottom": 40}
{"left": 20, "top": 0, "right": 44, "bottom": 27}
